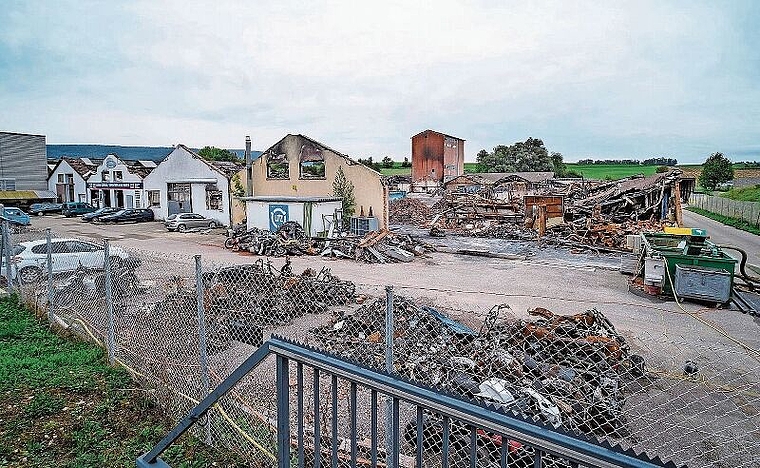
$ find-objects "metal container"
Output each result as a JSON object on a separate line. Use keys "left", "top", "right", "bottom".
{"left": 644, "top": 257, "right": 665, "bottom": 286}
{"left": 674, "top": 264, "right": 732, "bottom": 304}
{"left": 620, "top": 254, "right": 639, "bottom": 275}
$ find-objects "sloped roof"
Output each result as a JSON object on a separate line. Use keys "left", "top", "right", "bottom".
{"left": 123, "top": 159, "right": 156, "bottom": 179}
{"left": 411, "top": 129, "right": 466, "bottom": 141}
{"left": 172, "top": 145, "right": 244, "bottom": 179}
{"left": 49, "top": 157, "right": 101, "bottom": 180}
{"left": 444, "top": 171, "right": 554, "bottom": 186}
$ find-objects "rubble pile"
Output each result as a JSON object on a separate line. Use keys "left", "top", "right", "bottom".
{"left": 389, "top": 198, "right": 431, "bottom": 225}
{"left": 311, "top": 297, "right": 643, "bottom": 437}
{"left": 227, "top": 221, "right": 434, "bottom": 263}
{"left": 543, "top": 219, "right": 667, "bottom": 252}
{"left": 322, "top": 230, "right": 436, "bottom": 263}
{"left": 567, "top": 170, "right": 685, "bottom": 223}
{"left": 436, "top": 220, "right": 537, "bottom": 240}
{"left": 149, "top": 259, "right": 356, "bottom": 354}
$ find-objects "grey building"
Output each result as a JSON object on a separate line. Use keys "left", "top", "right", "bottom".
{"left": 0, "top": 132, "right": 49, "bottom": 191}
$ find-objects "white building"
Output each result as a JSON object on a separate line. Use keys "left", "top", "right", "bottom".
{"left": 142, "top": 145, "right": 244, "bottom": 226}
{"left": 86, "top": 154, "right": 156, "bottom": 209}
{"left": 47, "top": 157, "right": 99, "bottom": 203}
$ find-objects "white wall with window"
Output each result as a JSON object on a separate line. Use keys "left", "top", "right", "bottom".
{"left": 142, "top": 145, "right": 235, "bottom": 226}
{"left": 47, "top": 159, "right": 89, "bottom": 203}
{"left": 87, "top": 154, "right": 145, "bottom": 209}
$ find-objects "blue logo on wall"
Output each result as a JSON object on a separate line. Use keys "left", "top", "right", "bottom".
{"left": 105, "top": 159, "right": 117, "bottom": 169}
{"left": 269, "top": 205, "right": 289, "bottom": 231}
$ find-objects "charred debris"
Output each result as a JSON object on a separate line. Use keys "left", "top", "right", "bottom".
{"left": 390, "top": 170, "right": 693, "bottom": 252}
{"left": 311, "top": 295, "right": 645, "bottom": 438}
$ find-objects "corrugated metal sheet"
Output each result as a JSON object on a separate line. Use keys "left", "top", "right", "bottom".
{"left": 0, "top": 132, "right": 48, "bottom": 191}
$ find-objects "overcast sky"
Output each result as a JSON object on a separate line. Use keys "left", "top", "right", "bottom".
{"left": 1, "top": 1, "right": 758, "bottom": 163}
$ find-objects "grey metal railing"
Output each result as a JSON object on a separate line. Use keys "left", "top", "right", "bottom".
{"left": 136, "top": 336, "right": 676, "bottom": 468}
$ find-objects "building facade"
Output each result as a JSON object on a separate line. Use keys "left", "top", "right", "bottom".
{"left": 411, "top": 129, "right": 465, "bottom": 189}
{"left": 47, "top": 157, "right": 99, "bottom": 203}
{"left": 142, "top": 145, "right": 244, "bottom": 226}
{"left": 251, "top": 134, "right": 388, "bottom": 232}
{"left": 86, "top": 154, "right": 155, "bottom": 209}
{"left": 0, "top": 131, "right": 56, "bottom": 205}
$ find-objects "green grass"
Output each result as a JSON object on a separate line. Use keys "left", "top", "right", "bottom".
{"left": 720, "top": 185, "right": 760, "bottom": 202}
{"left": 685, "top": 207, "right": 760, "bottom": 236}
{"left": 0, "top": 298, "right": 248, "bottom": 467}
{"left": 564, "top": 164, "right": 661, "bottom": 179}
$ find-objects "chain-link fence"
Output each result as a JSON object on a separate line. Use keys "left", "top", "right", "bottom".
{"left": 690, "top": 193, "right": 760, "bottom": 227}
{"left": 3, "top": 223, "right": 759, "bottom": 468}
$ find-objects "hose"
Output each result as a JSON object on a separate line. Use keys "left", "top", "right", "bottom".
{"left": 717, "top": 245, "right": 760, "bottom": 287}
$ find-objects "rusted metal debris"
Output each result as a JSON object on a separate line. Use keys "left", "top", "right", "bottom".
{"left": 310, "top": 296, "right": 644, "bottom": 438}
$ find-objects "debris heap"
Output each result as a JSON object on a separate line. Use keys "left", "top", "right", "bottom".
{"left": 389, "top": 198, "right": 431, "bottom": 225}
{"left": 311, "top": 297, "right": 643, "bottom": 437}
{"left": 321, "top": 230, "right": 436, "bottom": 263}
{"left": 148, "top": 260, "right": 356, "bottom": 355}
{"left": 543, "top": 219, "right": 667, "bottom": 252}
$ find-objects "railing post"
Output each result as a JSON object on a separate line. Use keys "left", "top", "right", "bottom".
{"left": 194, "top": 255, "right": 212, "bottom": 444}
{"left": 3, "top": 221, "right": 13, "bottom": 296}
{"left": 276, "top": 355, "right": 291, "bottom": 468}
{"left": 46, "top": 228, "right": 53, "bottom": 323}
{"left": 384, "top": 285, "right": 395, "bottom": 468}
{"left": 103, "top": 239, "right": 115, "bottom": 365}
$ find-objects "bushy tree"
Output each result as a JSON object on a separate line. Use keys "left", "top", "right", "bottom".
{"left": 381, "top": 156, "right": 394, "bottom": 168}
{"left": 401, "top": 157, "right": 412, "bottom": 168}
{"left": 198, "top": 146, "right": 239, "bottom": 162}
{"left": 333, "top": 167, "right": 356, "bottom": 221}
{"left": 477, "top": 138, "right": 553, "bottom": 172}
{"left": 699, "top": 152, "right": 734, "bottom": 190}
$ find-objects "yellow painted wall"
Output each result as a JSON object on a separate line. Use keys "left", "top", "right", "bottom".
{"left": 252, "top": 135, "right": 388, "bottom": 229}
{"left": 230, "top": 168, "right": 247, "bottom": 225}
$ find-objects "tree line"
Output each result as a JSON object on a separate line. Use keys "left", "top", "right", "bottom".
{"left": 576, "top": 157, "right": 678, "bottom": 166}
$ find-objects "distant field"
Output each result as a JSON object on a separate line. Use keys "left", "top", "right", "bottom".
{"left": 379, "top": 162, "right": 704, "bottom": 180}
{"left": 565, "top": 164, "right": 660, "bottom": 179}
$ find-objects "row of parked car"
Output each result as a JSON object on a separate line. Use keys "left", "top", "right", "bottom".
{"left": 3, "top": 202, "right": 222, "bottom": 232}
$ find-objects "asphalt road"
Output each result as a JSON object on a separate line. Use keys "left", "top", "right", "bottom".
{"left": 682, "top": 208, "right": 760, "bottom": 269}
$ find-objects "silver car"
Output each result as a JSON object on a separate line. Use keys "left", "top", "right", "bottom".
{"left": 165, "top": 213, "right": 219, "bottom": 232}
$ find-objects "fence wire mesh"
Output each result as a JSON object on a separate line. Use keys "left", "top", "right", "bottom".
{"left": 4, "top": 224, "right": 759, "bottom": 468}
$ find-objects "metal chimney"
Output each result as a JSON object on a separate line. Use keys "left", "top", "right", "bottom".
{"left": 245, "top": 136, "right": 253, "bottom": 196}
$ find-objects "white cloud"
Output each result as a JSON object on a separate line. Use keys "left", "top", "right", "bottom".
{"left": 1, "top": 0, "right": 758, "bottom": 162}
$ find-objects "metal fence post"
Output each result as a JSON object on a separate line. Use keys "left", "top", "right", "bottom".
{"left": 46, "top": 228, "right": 53, "bottom": 323}
{"left": 384, "top": 285, "right": 395, "bottom": 468}
{"left": 3, "top": 221, "right": 13, "bottom": 296}
{"left": 195, "top": 255, "right": 212, "bottom": 444}
{"left": 104, "top": 239, "right": 116, "bottom": 365}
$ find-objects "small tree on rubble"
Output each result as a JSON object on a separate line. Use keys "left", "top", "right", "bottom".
{"left": 333, "top": 166, "right": 356, "bottom": 223}
{"left": 699, "top": 152, "right": 734, "bottom": 190}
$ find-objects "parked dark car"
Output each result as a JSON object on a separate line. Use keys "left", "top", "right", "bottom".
{"left": 82, "top": 207, "right": 120, "bottom": 222}
{"left": 96, "top": 209, "right": 155, "bottom": 223}
{"left": 62, "top": 202, "right": 96, "bottom": 217}
{"left": 29, "top": 202, "right": 63, "bottom": 216}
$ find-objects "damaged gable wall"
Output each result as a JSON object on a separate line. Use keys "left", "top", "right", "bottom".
{"left": 252, "top": 134, "right": 388, "bottom": 229}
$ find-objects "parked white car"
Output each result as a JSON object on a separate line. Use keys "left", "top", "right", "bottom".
{"left": 1, "top": 238, "right": 130, "bottom": 284}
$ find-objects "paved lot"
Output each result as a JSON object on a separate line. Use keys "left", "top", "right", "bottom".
{"left": 24, "top": 215, "right": 760, "bottom": 467}
{"left": 27, "top": 215, "right": 760, "bottom": 345}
